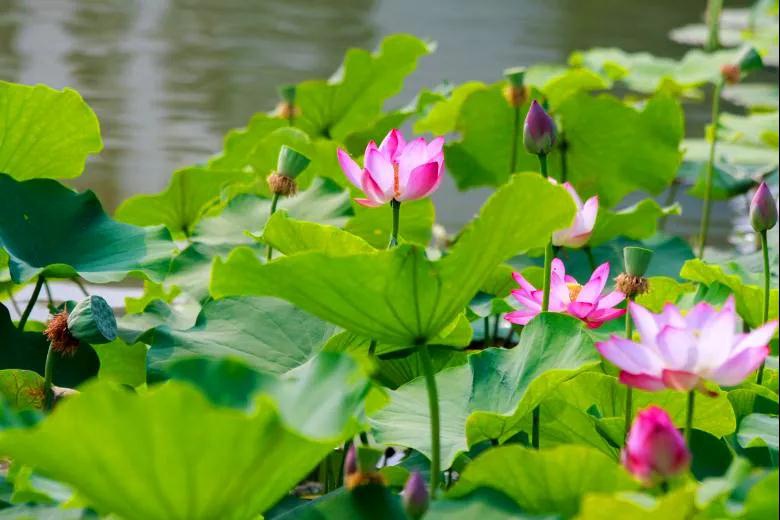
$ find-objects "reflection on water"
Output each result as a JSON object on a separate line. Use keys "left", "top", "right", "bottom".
{"left": 0, "top": 0, "right": 762, "bottom": 240}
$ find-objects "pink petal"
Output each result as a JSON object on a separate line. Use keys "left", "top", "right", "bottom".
{"left": 364, "top": 147, "right": 395, "bottom": 194}
{"left": 656, "top": 326, "right": 697, "bottom": 370}
{"left": 587, "top": 307, "right": 626, "bottom": 325}
{"left": 549, "top": 272, "right": 572, "bottom": 305}
{"left": 512, "top": 271, "right": 537, "bottom": 293}
{"left": 710, "top": 346, "right": 770, "bottom": 386}
{"left": 398, "top": 162, "right": 440, "bottom": 201}
{"left": 426, "top": 136, "right": 445, "bottom": 161}
{"left": 581, "top": 196, "right": 599, "bottom": 230}
{"left": 597, "top": 290, "right": 625, "bottom": 310}
{"left": 505, "top": 309, "right": 539, "bottom": 325}
{"left": 733, "top": 320, "right": 778, "bottom": 354}
{"left": 337, "top": 149, "right": 364, "bottom": 189}
{"left": 578, "top": 262, "right": 610, "bottom": 303}
{"left": 661, "top": 369, "right": 701, "bottom": 391}
{"left": 630, "top": 302, "right": 662, "bottom": 341}
{"left": 511, "top": 289, "right": 542, "bottom": 310}
{"left": 564, "top": 275, "right": 577, "bottom": 284}
{"left": 550, "top": 258, "right": 566, "bottom": 279}
{"left": 378, "top": 129, "right": 406, "bottom": 160}
{"left": 620, "top": 371, "right": 667, "bottom": 391}
{"left": 562, "top": 182, "right": 584, "bottom": 208}
{"left": 354, "top": 198, "right": 383, "bottom": 207}
{"left": 397, "top": 138, "right": 428, "bottom": 186}
{"left": 596, "top": 336, "right": 663, "bottom": 375}
{"left": 360, "top": 171, "right": 389, "bottom": 205}
{"left": 568, "top": 301, "right": 595, "bottom": 319}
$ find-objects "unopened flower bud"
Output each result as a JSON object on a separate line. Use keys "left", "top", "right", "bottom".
{"left": 343, "top": 444, "right": 358, "bottom": 480}
{"left": 523, "top": 100, "right": 556, "bottom": 155}
{"left": 343, "top": 444, "right": 385, "bottom": 490}
{"left": 750, "top": 182, "right": 778, "bottom": 233}
{"left": 67, "top": 295, "right": 117, "bottom": 345}
{"left": 622, "top": 406, "right": 691, "bottom": 486}
{"left": 402, "top": 471, "right": 429, "bottom": 519}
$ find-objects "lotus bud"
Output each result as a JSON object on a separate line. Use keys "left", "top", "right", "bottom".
{"left": 503, "top": 66, "right": 528, "bottom": 107}
{"left": 67, "top": 295, "right": 117, "bottom": 345}
{"left": 343, "top": 444, "right": 358, "bottom": 481}
{"left": 750, "top": 182, "right": 777, "bottom": 233}
{"left": 267, "top": 145, "right": 310, "bottom": 197}
{"left": 523, "top": 100, "right": 556, "bottom": 156}
{"left": 622, "top": 406, "right": 691, "bottom": 485}
{"left": 402, "top": 471, "right": 429, "bottom": 519}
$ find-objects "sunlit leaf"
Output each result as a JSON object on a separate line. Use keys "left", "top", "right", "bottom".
{"left": 590, "top": 199, "right": 680, "bottom": 247}
{"left": 0, "top": 369, "right": 45, "bottom": 410}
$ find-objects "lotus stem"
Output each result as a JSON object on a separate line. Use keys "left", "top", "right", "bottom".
{"left": 756, "top": 230, "right": 770, "bottom": 384}
{"left": 73, "top": 278, "right": 90, "bottom": 297}
{"left": 559, "top": 137, "right": 568, "bottom": 182}
{"left": 660, "top": 180, "right": 680, "bottom": 230}
{"left": 532, "top": 406, "right": 540, "bottom": 449}
{"left": 536, "top": 152, "right": 552, "bottom": 449}
{"left": 17, "top": 276, "right": 44, "bottom": 331}
{"left": 697, "top": 78, "right": 724, "bottom": 259}
{"left": 389, "top": 199, "right": 401, "bottom": 248}
{"left": 509, "top": 105, "right": 520, "bottom": 173}
{"left": 419, "top": 344, "right": 441, "bottom": 498}
{"left": 43, "top": 343, "right": 57, "bottom": 411}
{"left": 624, "top": 301, "right": 634, "bottom": 440}
{"left": 265, "top": 192, "right": 281, "bottom": 261}
{"left": 684, "top": 390, "right": 695, "bottom": 446}
{"left": 492, "top": 314, "right": 500, "bottom": 342}
{"left": 483, "top": 316, "right": 490, "bottom": 344}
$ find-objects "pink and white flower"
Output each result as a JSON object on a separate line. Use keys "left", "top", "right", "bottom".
{"left": 551, "top": 180, "right": 598, "bottom": 249}
{"left": 337, "top": 129, "right": 445, "bottom": 207}
{"left": 596, "top": 296, "right": 777, "bottom": 392}
{"left": 505, "top": 259, "right": 625, "bottom": 329}
{"left": 623, "top": 406, "right": 691, "bottom": 485}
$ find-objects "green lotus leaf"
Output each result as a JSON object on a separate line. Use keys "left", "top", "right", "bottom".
{"left": 0, "top": 369, "right": 45, "bottom": 410}
{"left": 680, "top": 259, "right": 779, "bottom": 327}
{"left": 634, "top": 276, "right": 696, "bottom": 312}
{"left": 207, "top": 113, "right": 286, "bottom": 171}
{"left": 0, "top": 352, "right": 370, "bottom": 520}
{"left": 678, "top": 160, "right": 758, "bottom": 201}
{"left": 345, "top": 198, "right": 435, "bottom": 248}
{"left": 0, "top": 304, "right": 99, "bottom": 389}
{"left": 578, "top": 486, "right": 696, "bottom": 520}
{"left": 264, "top": 212, "right": 374, "bottom": 256}
{"left": 369, "top": 314, "right": 598, "bottom": 466}
{"left": 413, "top": 81, "right": 487, "bottom": 135}
{"left": 273, "top": 485, "right": 406, "bottom": 520}
{"left": 0, "top": 81, "right": 102, "bottom": 180}
{"left": 738, "top": 413, "right": 779, "bottom": 454}
{"left": 211, "top": 173, "right": 575, "bottom": 347}
{"left": 119, "top": 296, "right": 337, "bottom": 375}
{"left": 552, "top": 372, "right": 737, "bottom": 438}
{"left": 426, "top": 488, "right": 531, "bottom": 520}
{"left": 89, "top": 338, "right": 148, "bottom": 388}
{"left": 114, "top": 167, "right": 254, "bottom": 237}
{"left": 0, "top": 174, "right": 175, "bottom": 284}
{"left": 448, "top": 445, "right": 636, "bottom": 517}
{"left": 295, "top": 34, "right": 432, "bottom": 142}
{"left": 683, "top": 138, "right": 778, "bottom": 169}
{"left": 590, "top": 199, "right": 680, "bottom": 247}
{"left": 723, "top": 83, "right": 779, "bottom": 110}
{"left": 743, "top": 470, "right": 779, "bottom": 519}
{"left": 719, "top": 112, "right": 779, "bottom": 149}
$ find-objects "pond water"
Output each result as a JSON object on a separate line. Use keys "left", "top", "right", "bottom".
{"left": 0, "top": 0, "right": 766, "bottom": 244}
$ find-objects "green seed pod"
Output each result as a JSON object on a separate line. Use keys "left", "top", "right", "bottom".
{"left": 66, "top": 295, "right": 117, "bottom": 345}
{"left": 736, "top": 46, "right": 763, "bottom": 74}
{"left": 277, "top": 84, "right": 296, "bottom": 104}
{"left": 623, "top": 246, "right": 653, "bottom": 277}
{"left": 276, "top": 145, "right": 310, "bottom": 180}
{"left": 504, "top": 66, "right": 526, "bottom": 87}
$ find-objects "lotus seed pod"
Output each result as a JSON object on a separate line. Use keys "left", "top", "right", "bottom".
{"left": 504, "top": 66, "right": 526, "bottom": 87}
{"left": 66, "top": 295, "right": 117, "bottom": 345}
{"left": 623, "top": 246, "right": 653, "bottom": 277}
{"left": 735, "top": 46, "right": 763, "bottom": 74}
{"left": 523, "top": 100, "right": 557, "bottom": 155}
{"left": 749, "top": 182, "right": 777, "bottom": 232}
{"left": 276, "top": 145, "right": 310, "bottom": 180}
{"left": 277, "top": 84, "right": 296, "bottom": 105}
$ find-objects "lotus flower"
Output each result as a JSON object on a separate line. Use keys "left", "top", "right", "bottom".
{"left": 506, "top": 259, "right": 625, "bottom": 328}
{"left": 402, "top": 471, "right": 428, "bottom": 519}
{"left": 551, "top": 180, "right": 598, "bottom": 248}
{"left": 750, "top": 181, "right": 777, "bottom": 233}
{"left": 623, "top": 406, "right": 691, "bottom": 485}
{"left": 337, "top": 129, "right": 444, "bottom": 207}
{"left": 596, "top": 296, "right": 777, "bottom": 392}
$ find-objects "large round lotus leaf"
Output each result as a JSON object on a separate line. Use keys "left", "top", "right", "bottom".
{"left": 0, "top": 174, "right": 175, "bottom": 284}
{"left": 0, "top": 81, "right": 102, "bottom": 180}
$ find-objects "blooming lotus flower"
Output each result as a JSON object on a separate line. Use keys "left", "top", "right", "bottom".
{"left": 623, "top": 406, "right": 691, "bottom": 485}
{"left": 551, "top": 180, "right": 598, "bottom": 248}
{"left": 337, "top": 129, "right": 444, "bottom": 207}
{"left": 506, "top": 259, "right": 625, "bottom": 328}
{"left": 596, "top": 296, "right": 777, "bottom": 392}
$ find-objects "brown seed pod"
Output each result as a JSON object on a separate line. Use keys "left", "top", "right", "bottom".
{"left": 345, "top": 470, "right": 387, "bottom": 491}
{"left": 43, "top": 311, "right": 80, "bottom": 357}
{"left": 720, "top": 63, "right": 741, "bottom": 85}
{"left": 267, "top": 172, "right": 298, "bottom": 196}
{"left": 274, "top": 101, "right": 301, "bottom": 120}
{"left": 616, "top": 273, "right": 649, "bottom": 298}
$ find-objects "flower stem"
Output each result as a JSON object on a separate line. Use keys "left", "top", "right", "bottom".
{"left": 265, "top": 192, "right": 281, "bottom": 261}
{"left": 532, "top": 406, "right": 540, "bottom": 449}
{"left": 685, "top": 390, "right": 695, "bottom": 446}
{"left": 538, "top": 153, "right": 548, "bottom": 179}
{"left": 43, "top": 344, "right": 57, "bottom": 411}
{"left": 559, "top": 137, "right": 568, "bottom": 182}
{"left": 419, "top": 344, "right": 441, "bottom": 498}
{"left": 389, "top": 199, "right": 401, "bottom": 248}
{"left": 697, "top": 78, "right": 724, "bottom": 259}
{"left": 757, "top": 230, "right": 770, "bottom": 384}
{"left": 535, "top": 152, "right": 552, "bottom": 448}
{"left": 73, "top": 278, "right": 90, "bottom": 297}
{"left": 483, "top": 316, "right": 491, "bottom": 344}
{"left": 624, "top": 300, "right": 634, "bottom": 440}
{"left": 17, "top": 276, "right": 44, "bottom": 331}
{"left": 509, "top": 106, "right": 520, "bottom": 173}
{"left": 584, "top": 246, "right": 596, "bottom": 271}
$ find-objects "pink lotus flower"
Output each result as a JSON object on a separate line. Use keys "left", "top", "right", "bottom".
{"left": 623, "top": 406, "right": 691, "bottom": 485}
{"left": 337, "top": 129, "right": 444, "bottom": 207}
{"left": 506, "top": 259, "right": 625, "bottom": 328}
{"left": 551, "top": 180, "right": 598, "bottom": 248}
{"left": 596, "top": 296, "right": 777, "bottom": 392}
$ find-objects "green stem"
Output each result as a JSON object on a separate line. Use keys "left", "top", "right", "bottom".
{"left": 483, "top": 316, "right": 491, "bottom": 344}
{"left": 584, "top": 246, "right": 596, "bottom": 271}
{"left": 509, "top": 106, "right": 520, "bottom": 173}
{"left": 288, "top": 105, "right": 295, "bottom": 127}
{"left": 624, "top": 300, "right": 634, "bottom": 440}
{"left": 419, "top": 344, "right": 441, "bottom": 498}
{"left": 757, "top": 230, "right": 770, "bottom": 384}
{"left": 685, "top": 390, "right": 695, "bottom": 446}
{"left": 389, "top": 199, "right": 401, "bottom": 248}
{"left": 43, "top": 279, "right": 56, "bottom": 313}
{"left": 538, "top": 153, "right": 548, "bottom": 179}
{"left": 559, "top": 138, "right": 568, "bottom": 182}
{"left": 17, "top": 276, "right": 44, "bottom": 331}
{"left": 492, "top": 314, "right": 500, "bottom": 342}
{"left": 532, "top": 407, "right": 540, "bottom": 449}
{"left": 73, "top": 278, "right": 90, "bottom": 297}
{"left": 367, "top": 340, "right": 377, "bottom": 356}
{"left": 43, "top": 344, "right": 57, "bottom": 411}
{"left": 705, "top": 0, "right": 723, "bottom": 52}
{"left": 542, "top": 242, "right": 553, "bottom": 313}
{"left": 697, "top": 79, "right": 724, "bottom": 259}
{"left": 265, "top": 192, "right": 281, "bottom": 261}
{"left": 503, "top": 329, "right": 515, "bottom": 348}
{"left": 660, "top": 181, "right": 680, "bottom": 230}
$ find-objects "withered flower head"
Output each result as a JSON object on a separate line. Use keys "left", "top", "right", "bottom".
{"left": 44, "top": 311, "right": 80, "bottom": 357}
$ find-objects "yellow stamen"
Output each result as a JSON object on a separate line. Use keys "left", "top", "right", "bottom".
{"left": 567, "top": 282, "right": 582, "bottom": 301}
{"left": 393, "top": 164, "right": 400, "bottom": 198}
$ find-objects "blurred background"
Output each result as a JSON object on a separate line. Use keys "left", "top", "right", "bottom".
{"left": 0, "top": 0, "right": 774, "bottom": 242}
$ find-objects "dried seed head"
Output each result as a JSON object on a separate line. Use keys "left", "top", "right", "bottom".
{"left": 720, "top": 63, "right": 741, "bottom": 84}
{"left": 44, "top": 311, "right": 80, "bottom": 357}
{"left": 267, "top": 173, "right": 298, "bottom": 196}
{"left": 274, "top": 102, "right": 300, "bottom": 120}
{"left": 344, "top": 470, "right": 386, "bottom": 490}
{"left": 616, "top": 273, "right": 649, "bottom": 298}
{"left": 503, "top": 85, "right": 529, "bottom": 108}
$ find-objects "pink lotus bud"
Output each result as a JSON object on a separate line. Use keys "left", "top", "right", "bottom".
{"left": 523, "top": 100, "right": 557, "bottom": 156}
{"left": 750, "top": 182, "right": 777, "bottom": 232}
{"left": 622, "top": 406, "right": 691, "bottom": 485}
{"left": 343, "top": 444, "right": 358, "bottom": 481}
{"left": 402, "top": 471, "right": 428, "bottom": 519}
